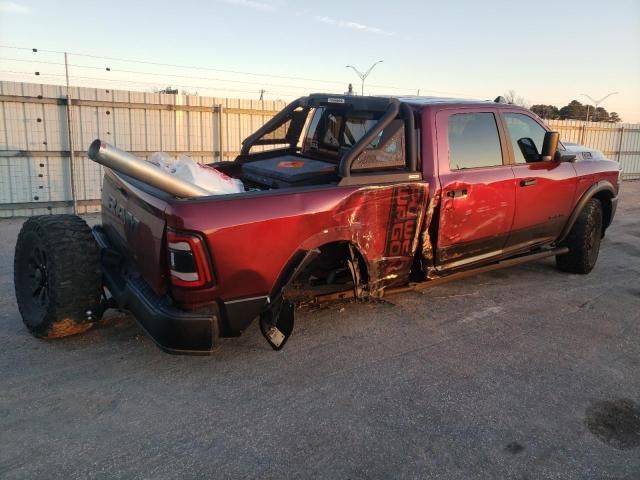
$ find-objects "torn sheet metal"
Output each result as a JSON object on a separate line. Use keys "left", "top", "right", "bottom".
{"left": 330, "top": 182, "right": 429, "bottom": 296}
{"left": 421, "top": 189, "right": 441, "bottom": 279}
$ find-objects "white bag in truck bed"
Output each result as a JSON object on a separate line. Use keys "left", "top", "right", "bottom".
{"left": 148, "top": 152, "right": 244, "bottom": 195}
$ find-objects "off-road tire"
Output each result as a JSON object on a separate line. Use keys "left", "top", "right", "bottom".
{"left": 14, "top": 215, "right": 102, "bottom": 338}
{"left": 556, "top": 198, "right": 603, "bottom": 274}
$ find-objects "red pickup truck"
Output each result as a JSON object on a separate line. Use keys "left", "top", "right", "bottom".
{"left": 14, "top": 94, "right": 620, "bottom": 353}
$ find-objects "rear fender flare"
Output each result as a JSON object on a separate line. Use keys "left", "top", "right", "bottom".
{"left": 268, "top": 238, "right": 369, "bottom": 304}
{"left": 556, "top": 180, "right": 616, "bottom": 244}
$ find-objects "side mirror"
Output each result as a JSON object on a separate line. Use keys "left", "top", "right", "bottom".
{"left": 541, "top": 131, "right": 559, "bottom": 161}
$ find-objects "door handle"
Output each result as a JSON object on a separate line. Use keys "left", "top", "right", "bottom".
{"left": 446, "top": 188, "right": 468, "bottom": 198}
{"left": 520, "top": 178, "right": 537, "bottom": 187}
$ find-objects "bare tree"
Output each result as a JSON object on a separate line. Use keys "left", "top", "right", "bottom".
{"left": 504, "top": 90, "right": 530, "bottom": 108}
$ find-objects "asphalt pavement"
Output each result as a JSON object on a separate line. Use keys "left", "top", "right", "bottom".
{"left": 1, "top": 182, "right": 639, "bottom": 479}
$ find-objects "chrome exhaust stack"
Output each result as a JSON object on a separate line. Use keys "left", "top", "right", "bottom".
{"left": 87, "top": 139, "right": 210, "bottom": 198}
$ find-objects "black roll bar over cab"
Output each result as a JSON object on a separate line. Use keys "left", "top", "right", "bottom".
{"left": 236, "top": 94, "right": 421, "bottom": 184}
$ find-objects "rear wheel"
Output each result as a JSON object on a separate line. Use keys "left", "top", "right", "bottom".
{"left": 556, "top": 198, "right": 603, "bottom": 274}
{"left": 14, "top": 215, "right": 103, "bottom": 338}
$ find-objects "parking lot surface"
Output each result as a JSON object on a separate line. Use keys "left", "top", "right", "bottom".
{"left": 1, "top": 182, "right": 639, "bottom": 479}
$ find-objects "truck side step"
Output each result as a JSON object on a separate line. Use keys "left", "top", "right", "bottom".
{"left": 312, "top": 247, "right": 569, "bottom": 304}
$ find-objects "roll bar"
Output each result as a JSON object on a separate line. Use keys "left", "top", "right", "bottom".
{"left": 240, "top": 95, "right": 417, "bottom": 177}
{"left": 339, "top": 98, "right": 400, "bottom": 177}
{"left": 401, "top": 102, "right": 417, "bottom": 173}
{"left": 239, "top": 97, "right": 307, "bottom": 156}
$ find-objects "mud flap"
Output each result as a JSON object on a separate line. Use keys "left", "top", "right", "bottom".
{"left": 259, "top": 299, "right": 294, "bottom": 351}
{"left": 258, "top": 248, "right": 319, "bottom": 350}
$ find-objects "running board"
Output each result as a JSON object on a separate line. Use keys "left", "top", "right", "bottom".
{"left": 312, "top": 247, "right": 569, "bottom": 304}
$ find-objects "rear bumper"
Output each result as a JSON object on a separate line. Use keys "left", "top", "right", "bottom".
{"left": 121, "top": 276, "right": 219, "bottom": 355}
{"left": 94, "top": 227, "right": 220, "bottom": 355}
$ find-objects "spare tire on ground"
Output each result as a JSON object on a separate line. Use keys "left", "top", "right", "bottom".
{"left": 14, "top": 214, "right": 103, "bottom": 338}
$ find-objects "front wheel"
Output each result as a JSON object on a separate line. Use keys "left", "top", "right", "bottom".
{"left": 14, "top": 215, "right": 103, "bottom": 338}
{"left": 556, "top": 198, "right": 603, "bottom": 274}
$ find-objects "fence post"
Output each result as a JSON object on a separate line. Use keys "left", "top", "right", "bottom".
{"left": 617, "top": 126, "right": 625, "bottom": 163}
{"left": 218, "top": 103, "right": 224, "bottom": 161}
{"left": 64, "top": 52, "right": 78, "bottom": 215}
{"left": 580, "top": 122, "right": 587, "bottom": 145}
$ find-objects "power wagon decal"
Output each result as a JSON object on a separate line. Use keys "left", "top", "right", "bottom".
{"left": 385, "top": 184, "right": 426, "bottom": 259}
{"left": 367, "top": 183, "right": 428, "bottom": 294}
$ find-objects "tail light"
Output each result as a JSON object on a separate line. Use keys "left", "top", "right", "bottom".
{"left": 167, "top": 229, "right": 214, "bottom": 288}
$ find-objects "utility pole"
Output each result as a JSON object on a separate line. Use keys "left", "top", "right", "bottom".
{"left": 64, "top": 52, "right": 78, "bottom": 215}
{"left": 259, "top": 89, "right": 265, "bottom": 101}
{"left": 345, "top": 60, "right": 383, "bottom": 96}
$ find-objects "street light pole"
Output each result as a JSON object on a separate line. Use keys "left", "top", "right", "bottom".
{"left": 346, "top": 60, "right": 384, "bottom": 96}
{"left": 580, "top": 92, "right": 619, "bottom": 122}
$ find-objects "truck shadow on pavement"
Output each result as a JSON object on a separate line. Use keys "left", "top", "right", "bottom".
{"left": 77, "top": 258, "right": 568, "bottom": 358}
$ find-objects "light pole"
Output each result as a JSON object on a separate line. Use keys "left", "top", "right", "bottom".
{"left": 580, "top": 92, "right": 618, "bottom": 122}
{"left": 346, "top": 60, "right": 383, "bottom": 96}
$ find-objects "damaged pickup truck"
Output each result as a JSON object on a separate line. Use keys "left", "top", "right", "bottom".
{"left": 14, "top": 94, "right": 620, "bottom": 353}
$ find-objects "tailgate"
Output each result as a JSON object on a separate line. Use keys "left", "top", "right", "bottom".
{"left": 101, "top": 169, "right": 169, "bottom": 295}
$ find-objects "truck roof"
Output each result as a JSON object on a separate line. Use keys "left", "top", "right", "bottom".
{"left": 396, "top": 96, "right": 495, "bottom": 107}
{"left": 306, "top": 93, "right": 512, "bottom": 110}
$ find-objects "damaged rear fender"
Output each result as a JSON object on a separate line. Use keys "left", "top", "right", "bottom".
{"left": 269, "top": 240, "right": 369, "bottom": 305}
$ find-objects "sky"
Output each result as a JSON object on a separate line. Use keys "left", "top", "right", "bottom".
{"left": 0, "top": 0, "right": 639, "bottom": 121}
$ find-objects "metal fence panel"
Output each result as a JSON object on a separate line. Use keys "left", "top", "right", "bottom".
{"left": 1, "top": 80, "right": 638, "bottom": 217}
{"left": 0, "top": 81, "right": 285, "bottom": 217}
{"left": 547, "top": 119, "right": 640, "bottom": 180}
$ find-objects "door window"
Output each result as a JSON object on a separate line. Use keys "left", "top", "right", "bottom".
{"left": 448, "top": 113, "right": 503, "bottom": 170}
{"left": 503, "top": 113, "right": 547, "bottom": 164}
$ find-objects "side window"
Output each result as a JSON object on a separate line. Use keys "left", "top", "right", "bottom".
{"left": 448, "top": 113, "right": 503, "bottom": 170}
{"left": 503, "top": 113, "right": 547, "bottom": 163}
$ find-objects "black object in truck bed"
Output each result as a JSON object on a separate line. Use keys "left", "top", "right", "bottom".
{"left": 242, "top": 155, "right": 336, "bottom": 188}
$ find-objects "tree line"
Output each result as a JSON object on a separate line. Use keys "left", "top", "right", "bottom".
{"left": 530, "top": 100, "right": 621, "bottom": 123}
{"left": 502, "top": 91, "right": 622, "bottom": 123}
